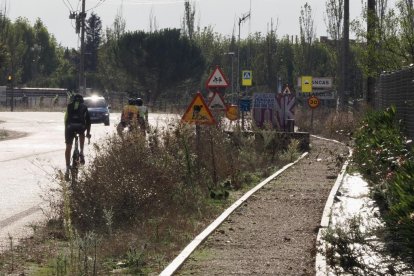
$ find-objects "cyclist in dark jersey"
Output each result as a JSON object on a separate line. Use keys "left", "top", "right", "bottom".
{"left": 64, "top": 93, "right": 91, "bottom": 178}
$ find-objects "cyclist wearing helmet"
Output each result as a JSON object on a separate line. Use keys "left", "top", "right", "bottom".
{"left": 135, "top": 97, "right": 148, "bottom": 133}
{"left": 64, "top": 93, "right": 91, "bottom": 178}
{"left": 117, "top": 98, "right": 139, "bottom": 135}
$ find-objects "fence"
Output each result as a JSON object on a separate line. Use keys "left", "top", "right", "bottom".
{"left": 0, "top": 87, "right": 69, "bottom": 109}
{"left": 376, "top": 66, "right": 414, "bottom": 139}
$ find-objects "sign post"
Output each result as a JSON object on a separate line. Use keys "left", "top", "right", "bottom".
{"left": 307, "top": 95, "right": 320, "bottom": 131}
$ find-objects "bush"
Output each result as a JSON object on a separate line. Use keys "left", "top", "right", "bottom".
{"left": 69, "top": 119, "right": 291, "bottom": 231}
{"left": 353, "top": 106, "right": 414, "bottom": 257}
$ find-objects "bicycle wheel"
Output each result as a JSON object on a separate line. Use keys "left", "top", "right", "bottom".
{"left": 71, "top": 137, "right": 80, "bottom": 183}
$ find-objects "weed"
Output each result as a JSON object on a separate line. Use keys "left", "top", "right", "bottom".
{"left": 280, "top": 139, "right": 301, "bottom": 163}
{"left": 0, "top": 129, "right": 7, "bottom": 140}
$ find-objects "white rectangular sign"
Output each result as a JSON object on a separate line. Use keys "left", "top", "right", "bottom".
{"left": 253, "top": 93, "right": 276, "bottom": 109}
{"left": 298, "top": 90, "right": 336, "bottom": 100}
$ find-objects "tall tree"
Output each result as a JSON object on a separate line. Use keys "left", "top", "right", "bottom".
{"left": 115, "top": 28, "right": 205, "bottom": 103}
{"left": 340, "top": 0, "right": 349, "bottom": 108}
{"left": 299, "top": 3, "right": 316, "bottom": 74}
{"left": 85, "top": 12, "right": 102, "bottom": 72}
{"left": 367, "top": 0, "right": 376, "bottom": 106}
{"left": 183, "top": 0, "right": 196, "bottom": 41}
{"left": 325, "top": 0, "right": 343, "bottom": 105}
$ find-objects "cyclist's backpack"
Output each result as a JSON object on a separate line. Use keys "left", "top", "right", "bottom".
{"left": 68, "top": 101, "right": 86, "bottom": 125}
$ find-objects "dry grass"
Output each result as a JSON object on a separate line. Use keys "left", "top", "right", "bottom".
{"left": 295, "top": 104, "right": 368, "bottom": 142}
{"left": 0, "top": 118, "right": 300, "bottom": 275}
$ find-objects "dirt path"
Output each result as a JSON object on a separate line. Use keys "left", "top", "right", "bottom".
{"left": 176, "top": 137, "right": 349, "bottom": 275}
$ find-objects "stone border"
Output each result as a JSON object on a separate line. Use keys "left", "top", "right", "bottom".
{"left": 160, "top": 152, "right": 309, "bottom": 276}
{"left": 312, "top": 135, "right": 353, "bottom": 276}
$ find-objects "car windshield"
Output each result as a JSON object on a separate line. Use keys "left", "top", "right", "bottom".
{"left": 84, "top": 98, "right": 107, "bottom": 108}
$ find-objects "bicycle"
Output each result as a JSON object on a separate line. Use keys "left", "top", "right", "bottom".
{"left": 66, "top": 133, "right": 90, "bottom": 184}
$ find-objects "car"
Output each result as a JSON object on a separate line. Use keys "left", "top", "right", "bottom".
{"left": 83, "top": 95, "right": 110, "bottom": 126}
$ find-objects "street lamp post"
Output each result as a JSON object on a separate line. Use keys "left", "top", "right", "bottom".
{"left": 224, "top": 52, "right": 235, "bottom": 103}
{"left": 238, "top": 12, "right": 250, "bottom": 128}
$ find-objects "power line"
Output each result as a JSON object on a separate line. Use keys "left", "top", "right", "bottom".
{"left": 86, "top": 0, "right": 108, "bottom": 12}
{"left": 62, "top": 0, "right": 74, "bottom": 12}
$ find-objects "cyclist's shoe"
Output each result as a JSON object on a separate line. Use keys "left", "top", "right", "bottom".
{"left": 79, "top": 153, "right": 85, "bottom": 165}
{"left": 64, "top": 166, "right": 70, "bottom": 181}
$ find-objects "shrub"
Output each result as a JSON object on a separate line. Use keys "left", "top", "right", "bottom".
{"left": 353, "top": 106, "right": 414, "bottom": 257}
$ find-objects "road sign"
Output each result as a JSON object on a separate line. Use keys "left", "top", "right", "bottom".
{"left": 301, "top": 76, "right": 313, "bottom": 93}
{"left": 208, "top": 91, "right": 226, "bottom": 110}
{"left": 182, "top": 92, "right": 216, "bottom": 125}
{"left": 206, "top": 66, "right": 229, "bottom": 89}
{"left": 242, "top": 70, "right": 252, "bottom": 86}
{"left": 307, "top": 95, "right": 320, "bottom": 109}
{"left": 226, "top": 105, "right": 239, "bottom": 121}
{"left": 239, "top": 98, "right": 251, "bottom": 112}
{"left": 297, "top": 77, "right": 333, "bottom": 89}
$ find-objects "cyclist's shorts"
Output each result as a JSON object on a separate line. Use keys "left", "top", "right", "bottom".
{"left": 65, "top": 123, "right": 86, "bottom": 144}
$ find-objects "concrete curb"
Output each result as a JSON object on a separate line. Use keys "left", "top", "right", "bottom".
{"left": 160, "top": 152, "right": 309, "bottom": 276}
{"left": 312, "top": 135, "right": 353, "bottom": 276}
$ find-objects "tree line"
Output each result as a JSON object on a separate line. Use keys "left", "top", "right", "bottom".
{"left": 0, "top": 0, "right": 413, "bottom": 106}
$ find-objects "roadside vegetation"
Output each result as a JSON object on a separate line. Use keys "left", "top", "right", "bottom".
{"left": 353, "top": 106, "right": 414, "bottom": 257}
{"left": 0, "top": 118, "right": 302, "bottom": 274}
{"left": 321, "top": 106, "right": 414, "bottom": 273}
{"left": 0, "top": 128, "right": 7, "bottom": 139}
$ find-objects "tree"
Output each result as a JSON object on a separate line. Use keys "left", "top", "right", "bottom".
{"left": 367, "top": 0, "right": 376, "bottom": 106}
{"left": 182, "top": 0, "right": 196, "bottom": 41}
{"left": 299, "top": 3, "right": 316, "bottom": 75}
{"left": 115, "top": 29, "right": 205, "bottom": 103}
{"left": 85, "top": 12, "right": 102, "bottom": 72}
{"left": 32, "top": 19, "right": 59, "bottom": 86}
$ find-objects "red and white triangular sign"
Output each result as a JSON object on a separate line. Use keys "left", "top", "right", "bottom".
{"left": 208, "top": 91, "right": 226, "bottom": 110}
{"left": 206, "top": 66, "right": 229, "bottom": 88}
{"left": 281, "top": 86, "right": 292, "bottom": 94}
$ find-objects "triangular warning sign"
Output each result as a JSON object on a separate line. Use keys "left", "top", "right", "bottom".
{"left": 281, "top": 86, "right": 292, "bottom": 94}
{"left": 206, "top": 66, "right": 229, "bottom": 88}
{"left": 208, "top": 91, "right": 226, "bottom": 110}
{"left": 182, "top": 92, "right": 216, "bottom": 125}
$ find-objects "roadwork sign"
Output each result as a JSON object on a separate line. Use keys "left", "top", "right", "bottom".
{"left": 208, "top": 91, "right": 226, "bottom": 111}
{"left": 206, "top": 66, "right": 229, "bottom": 89}
{"left": 182, "top": 92, "right": 216, "bottom": 125}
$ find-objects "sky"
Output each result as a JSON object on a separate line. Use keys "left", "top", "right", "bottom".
{"left": 3, "top": 0, "right": 397, "bottom": 49}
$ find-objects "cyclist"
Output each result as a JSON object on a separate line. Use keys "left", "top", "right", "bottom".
{"left": 117, "top": 98, "right": 139, "bottom": 135}
{"left": 64, "top": 93, "right": 91, "bottom": 178}
{"left": 135, "top": 97, "right": 148, "bottom": 133}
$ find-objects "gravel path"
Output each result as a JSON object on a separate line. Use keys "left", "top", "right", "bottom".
{"left": 176, "top": 136, "right": 349, "bottom": 275}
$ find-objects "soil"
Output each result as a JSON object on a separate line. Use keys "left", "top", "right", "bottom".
{"left": 176, "top": 136, "right": 349, "bottom": 276}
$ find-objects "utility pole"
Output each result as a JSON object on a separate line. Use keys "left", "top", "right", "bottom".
{"left": 79, "top": 0, "right": 86, "bottom": 95}
{"left": 69, "top": 0, "right": 87, "bottom": 95}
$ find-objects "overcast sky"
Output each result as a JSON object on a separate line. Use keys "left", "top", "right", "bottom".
{"left": 4, "top": 0, "right": 397, "bottom": 49}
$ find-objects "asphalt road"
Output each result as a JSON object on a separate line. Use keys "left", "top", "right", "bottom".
{"left": 0, "top": 111, "right": 180, "bottom": 251}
